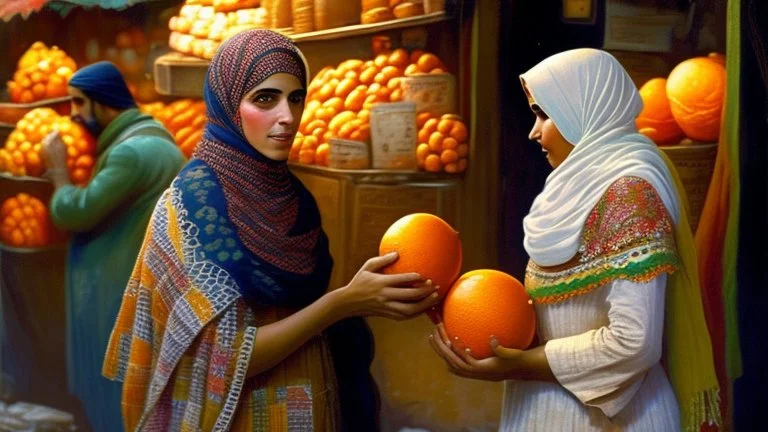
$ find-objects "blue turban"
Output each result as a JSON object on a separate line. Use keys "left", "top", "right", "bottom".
{"left": 68, "top": 61, "right": 136, "bottom": 109}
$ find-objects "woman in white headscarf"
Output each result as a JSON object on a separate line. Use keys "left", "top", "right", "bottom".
{"left": 429, "top": 49, "right": 720, "bottom": 431}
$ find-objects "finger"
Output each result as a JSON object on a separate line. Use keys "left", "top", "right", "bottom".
{"left": 385, "top": 292, "right": 440, "bottom": 317}
{"left": 428, "top": 333, "right": 448, "bottom": 359}
{"left": 380, "top": 284, "right": 436, "bottom": 301}
{"left": 376, "top": 272, "right": 424, "bottom": 287}
{"left": 429, "top": 332, "right": 465, "bottom": 371}
{"left": 437, "top": 323, "right": 451, "bottom": 344}
{"left": 361, "top": 252, "right": 398, "bottom": 272}
{"left": 490, "top": 337, "right": 523, "bottom": 359}
{"left": 435, "top": 333, "right": 473, "bottom": 372}
{"left": 455, "top": 342, "right": 481, "bottom": 366}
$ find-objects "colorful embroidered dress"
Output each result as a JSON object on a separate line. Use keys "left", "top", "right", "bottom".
{"left": 103, "top": 30, "right": 375, "bottom": 431}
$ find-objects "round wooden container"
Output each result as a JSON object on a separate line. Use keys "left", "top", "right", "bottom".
{"left": 0, "top": 173, "right": 70, "bottom": 412}
{"left": 0, "top": 122, "right": 13, "bottom": 147}
{"left": 659, "top": 141, "right": 718, "bottom": 231}
{"left": 292, "top": 0, "right": 315, "bottom": 33}
{"left": 0, "top": 94, "right": 71, "bottom": 125}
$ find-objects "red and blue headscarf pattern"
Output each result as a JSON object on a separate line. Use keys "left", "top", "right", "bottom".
{"left": 175, "top": 29, "right": 330, "bottom": 308}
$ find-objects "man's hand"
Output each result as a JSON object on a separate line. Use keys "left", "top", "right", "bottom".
{"left": 41, "top": 131, "right": 72, "bottom": 188}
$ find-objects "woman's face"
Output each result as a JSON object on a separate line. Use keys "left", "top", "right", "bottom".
{"left": 523, "top": 83, "right": 574, "bottom": 169}
{"left": 240, "top": 73, "right": 306, "bottom": 161}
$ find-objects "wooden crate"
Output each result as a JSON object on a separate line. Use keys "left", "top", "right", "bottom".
{"left": 289, "top": 163, "right": 460, "bottom": 290}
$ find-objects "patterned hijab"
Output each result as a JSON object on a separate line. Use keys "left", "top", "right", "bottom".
{"left": 180, "top": 29, "right": 331, "bottom": 308}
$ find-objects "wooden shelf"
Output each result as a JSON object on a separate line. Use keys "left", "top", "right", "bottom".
{"left": 292, "top": 11, "right": 449, "bottom": 43}
{"left": 288, "top": 162, "right": 462, "bottom": 185}
{"left": 154, "top": 12, "right": 452, "bottom": 97}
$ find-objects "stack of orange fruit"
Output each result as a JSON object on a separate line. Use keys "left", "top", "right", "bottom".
{"left": 7, "top": 42, "right": 77, "bottom": 104}
{"left": 0, "top": 108, "right": 96, "bottom": 186}
{"left": 416, "top": 113, "right": 469, "bottom": 173}
{"left": 0, "top": 193, "right": 62, "bottom": 248}
{"left": 636, "top": 52, "right": 726, "bottom": 145}
{"left": 290, "top": 48, "right": 448, "bottom": 166}
{"left": 140, "top": 99, "right": 206, "bottom": 158}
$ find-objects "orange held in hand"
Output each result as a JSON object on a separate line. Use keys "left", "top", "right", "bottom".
{"left": 0, "top": 193, "right": 62, "bottom": 248}
{"left": 378, "top": 213, "right": 462, "bottom": 298}
{"left": 442, "top": 269, "right": 536, "bottom": 359}
{"left": 636, "top": 78, "right": 684, "bottom": 145}
{"left": 666, "top": 56, "right": 726, "bottom": 142}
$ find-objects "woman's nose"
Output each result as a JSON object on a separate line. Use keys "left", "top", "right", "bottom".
{"left": 529, "top": 123, "right": 540, "bottom": 141}
{"left": 277, "top": 100, "right": 294, "bottom": 125}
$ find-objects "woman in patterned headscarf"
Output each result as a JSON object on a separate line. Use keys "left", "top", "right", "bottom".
{"left": 429, "top": 49, "right": 720, "bottom": 432}
{"left": 103, "top": 29, "right": 439, "bottom": 431}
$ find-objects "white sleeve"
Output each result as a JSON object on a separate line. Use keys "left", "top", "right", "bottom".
{"left": 544, "top": 274, "right": 667, "bottom": 417}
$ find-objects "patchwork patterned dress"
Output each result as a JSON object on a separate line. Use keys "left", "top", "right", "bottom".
{"left": 102, "top": 163, "right": 341, "bottom": 431}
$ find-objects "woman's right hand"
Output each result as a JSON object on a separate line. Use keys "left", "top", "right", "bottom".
{"left": 335, "top": 252, "right": 440, "bottom": 321}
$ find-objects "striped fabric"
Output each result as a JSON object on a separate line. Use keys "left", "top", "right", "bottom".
{"left": 102, "top": 179, "right": 339, "bottom": 430}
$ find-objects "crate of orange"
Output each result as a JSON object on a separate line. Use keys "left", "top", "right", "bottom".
{"left": 0, "top": 42, "right": 76, "bottom": 124}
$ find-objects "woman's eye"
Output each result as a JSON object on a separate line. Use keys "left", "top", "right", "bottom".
{"left": 252, "top": 94, "right": 274, "bottom": 104}
{"left": 289, "top": 93, "right": 306, "bottom": 104}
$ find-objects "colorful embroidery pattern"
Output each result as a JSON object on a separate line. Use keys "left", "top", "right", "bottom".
{"left": 526, "top": 177, "right": 680, "bottom": 304}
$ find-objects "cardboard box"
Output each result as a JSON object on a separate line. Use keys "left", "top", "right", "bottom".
{"left": 401, "top": 73, "right": 456, "bottom": 115}
{"left": 369, "top": 102, "right": 418, "bottom": 170}
{"left": 328, "top": 138, "right": 370, "bottom": 169}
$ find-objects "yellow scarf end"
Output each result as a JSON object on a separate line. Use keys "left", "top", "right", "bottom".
{"left": 683, "top": 387, "right": 722, "bottom": 432}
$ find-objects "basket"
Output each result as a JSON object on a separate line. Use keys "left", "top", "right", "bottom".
{"left": 0, "top": 122, "right": 13, "bottom": 146}
{"left": 659, "top": 141, "right": 718, "bottom": 231}
{"left": 0, "top": 172, "right": 54, "bottom": 205}
{"left": 0, "top": 91, "right": 71, "bottom": 125}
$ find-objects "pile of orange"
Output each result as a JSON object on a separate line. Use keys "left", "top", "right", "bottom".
{"left": 636, "top": 78, "right": 684, "bottom": 145}
{"left": 0, "top": 108, "right": 96, "bottom": 185}
{"left": 140, "top": 99, "right": 206, "bottom": 158}
{"left": 442, "top": 269, "right": 536, "bottom": 359}
{"left": 416, "top": 113, "right": 469, "bottom": 173}
{"left": 291, "top": 48, "right": 448, "bottom": 165}
{"left": 0, "top": 193, "right": 62, "bottom": 248}
{"left": 637, "top": 53, "right": 726, "bottom": 144}
{"left": 7, "top": 42, "right": 77, "bottom": 104}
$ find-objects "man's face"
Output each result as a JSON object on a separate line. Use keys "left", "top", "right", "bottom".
{"left": 68, "top": 86, "right": 103, "bottom": 138}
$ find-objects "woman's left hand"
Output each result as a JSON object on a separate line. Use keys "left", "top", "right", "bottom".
{"left": 428, "top": 323, "right": 526, "bottom": 382}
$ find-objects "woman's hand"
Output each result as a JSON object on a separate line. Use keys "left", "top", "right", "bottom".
{"left": 335, "top": 252, "right": 441, "bottom": 321}
{"left": 429, "top": 323, "right": 555, "bottom": 382}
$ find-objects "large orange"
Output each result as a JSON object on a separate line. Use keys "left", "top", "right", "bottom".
{"left": 636, "top": 78, "right": 684, "bottom": 145}
{"left": 378, "top": 213, "right": 462, "bottom": 298}
{"left": 443, "top": 269, "right": 536, "bottom": 359}
{"left": 666, "top": 57, "right": 726, "bottom": 142}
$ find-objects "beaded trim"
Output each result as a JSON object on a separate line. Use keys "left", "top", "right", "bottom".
{"left": 526, "top": 177, "right": 679, "bottom": 304}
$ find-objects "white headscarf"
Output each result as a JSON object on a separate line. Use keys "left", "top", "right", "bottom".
{"left": 521, "top": 48, "right": 680, "bottom": 267}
